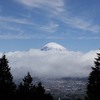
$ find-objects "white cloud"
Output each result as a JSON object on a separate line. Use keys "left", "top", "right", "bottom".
{"left": 0, "top": 16, "right": 34, "bottom": 25}
{"left": 77, "top": 36, "right": 100, "bottom": 40}
{"left": 40, "top": 22, "right": 59, "bottom": 33}
{"left": 0, "top": 32, "right": 49, "bottom": 40}
{"left": 60, "top": 16, "right": 100, "bottom": 33}
{"left": 2, "top": 49, "right": 99, "bottom": 79}
{"left": 14, "top": 0, "right": 100, "bottom": 35}
{"left": 46, "top": 36, "right": 67, "bottom": 40}
{"left": 0, "top": 33, "right": 33, "bottom": 39}
{"left": 16, "top": 0, "right": 64, "bottom": 14}
{"left": 0, "top": 24, "right": 21, "bottom": 32}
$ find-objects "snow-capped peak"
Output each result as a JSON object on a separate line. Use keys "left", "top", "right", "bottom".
{"left": 41, "top": 42, "right": 66, "bottom": 51}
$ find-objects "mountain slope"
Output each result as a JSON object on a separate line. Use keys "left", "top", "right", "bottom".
{"left": 41, "top": 42, "right": 66, "bottom": 51}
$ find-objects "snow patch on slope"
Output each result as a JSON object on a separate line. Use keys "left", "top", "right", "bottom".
{"left": 41, "top": 42, "right": 66, "bottom": 51}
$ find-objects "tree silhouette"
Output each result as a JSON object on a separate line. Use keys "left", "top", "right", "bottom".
{"left": 16, "top": 72, "right": 33, "bottom": 100}
{"left": 31, "top": 82, "right": 53, "bottom": 100}
{"left": 86, "top": 53, "right": 100, "bottom": 100}
{"left": 0, "top": 54, "right": 53, "bottom": 100}
{"left": 17, "top": 72, "right": 53, "bottom": 100}
{"left": 0, "top": 55, "right": 16, "bottom": 100}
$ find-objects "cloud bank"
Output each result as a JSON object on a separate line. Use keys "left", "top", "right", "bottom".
{"left": 2, "top": 49, "right": 99, "bottom": 79}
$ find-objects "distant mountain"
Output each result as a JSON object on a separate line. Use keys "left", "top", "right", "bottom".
{"left": 41, "top": 42, "right": 66, "bottom": 51}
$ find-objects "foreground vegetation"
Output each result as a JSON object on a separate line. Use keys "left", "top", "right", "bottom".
{"left": 0, "top": 55, "right": 53, "bottom": 100}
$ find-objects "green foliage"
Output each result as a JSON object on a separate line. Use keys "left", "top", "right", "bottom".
{"left": 86, "top": 53, "right": 100, "bottom": 100}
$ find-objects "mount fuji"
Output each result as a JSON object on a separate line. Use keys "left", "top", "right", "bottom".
{"left": 41, "top": 42, "right": 66, "bottom": 51}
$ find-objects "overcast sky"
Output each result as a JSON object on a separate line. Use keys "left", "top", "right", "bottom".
{"left": 0, "top": 0, "right": 100, "bottom": 52}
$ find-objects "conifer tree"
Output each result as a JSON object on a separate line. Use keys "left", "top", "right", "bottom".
{"left": 0, "top": 55, "right": 16, "bottom": 99}
{"left": 16, "top": 72, "right": 33, "bottom": 100}
{"left": 32, "top": 82, "right": 53, "bottom": 100}
{"left": 86, "top": 53, "right": 100, "bottom": 100}
{"left": 17, "top": 72, "right": 53, "bottom": 100}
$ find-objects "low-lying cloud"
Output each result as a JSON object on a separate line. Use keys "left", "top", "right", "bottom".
{"left": 2, "top": 49, "right": 99, "bottom": 79}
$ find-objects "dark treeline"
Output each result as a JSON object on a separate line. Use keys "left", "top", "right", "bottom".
{"left": 0, "top": 52, "right": 100, "bottom": 100}
{"left": 77, "top": 52, "right": 100, "bottom": 100}
{"left": 85, "top": 52, "right": 100, "bottom": 100}
{"left": 0, "top": 55, "right": 53, "bottom": 100}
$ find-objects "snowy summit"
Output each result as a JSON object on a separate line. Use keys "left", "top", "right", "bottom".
{"left": 41, "top": 42, "right": 66, "bottom": 51}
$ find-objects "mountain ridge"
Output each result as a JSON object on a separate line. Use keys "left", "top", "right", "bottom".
{"left": 41, "top": 42, "right": 66, "bottom": 51}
